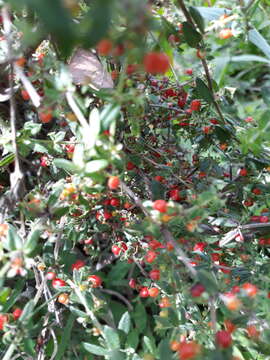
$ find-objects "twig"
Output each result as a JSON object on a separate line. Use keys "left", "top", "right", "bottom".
{"left": 66, "top": 279, "right": 104, "bottom": 337}
{"left": 2, "top": 6, "right": 25, "bottom": 201}
{"left": 99, "top": 289, "right": 133, "bottom": 311}
{"left": 15, "top": 64, "right": 41, "bottom": 108}
{"left": 54, "top": 216, "right": 66, "bottom": 261}
{"left": 209, "top": 296, "right": 217, "bottom": 332}
{"left": 49, "top": 328, "right": 58, "bottom": 360}
{"left": 65, "top": 91, "right": 90, "bottom": 129}
{"left": 160, "top": 226, "right": 197, "bottom": 277}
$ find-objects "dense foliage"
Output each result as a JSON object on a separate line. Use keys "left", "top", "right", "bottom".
{"left": 1, "top": 0, "right": 270, "bottom": 359}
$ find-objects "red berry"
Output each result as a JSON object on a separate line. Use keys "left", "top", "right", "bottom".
{"left": 210, "top": 118, "right": 219, "bottom": 124}
{"left": 260, "top": 215, "right": 268, "bottom": 223}
{"left": 110, "top": 197, "right": 120, "bottom": 207}
{"left": 216, "top": 330, "right": 232, "bottom": 348}
{"left": 149, "top": 269, "right": 160, "bottom": 281}
{"left": 21, "top": 89, "right": 30, "bottom": 101}
{"left": 40, "top": 156, "right": 49, "bottom": 167}
{"left": 178, "top": 341, "right": 201, "bottom": 359}
{"left": 145, "top": 250, "right": 157, "bottom": 263}
{"left": 39, "top": 111, "right": 53, "bottom": 124}
{"left": 12, "top": 308, "right": 22, "bottom": 320}
{"left": 153, "top": 199, "right": 168, "bottom": 213}
{"left": 190, "top": 283, "right": 205, "bottom": 297}
{"left": 108, "top": 176, "right": 120, "bottom": 190}
{"left": 52, "top": 278, "right": 67, "bottom": 288}
{"left": 185, "top": 68, "right": 193, "bottom": 75}
{"left": 129, "top": 278, "right": 136, "bottom": 289}
{"left": 169, "top": 189, "right": 181, "bottom": 201}
{"left": 190, "top": 100, "right": 201, "bottom": 111}
{"left": 97, "top": 39, "right": 113, "bottom": 56}
{"left": 239, "top": 168, "right": 247, "bottom": 176}
{"left": 104, "top": 211, "right": 112, "bottom": 220}
{"left": 126, "top": 161, "right": 135, "bottom": 170}
{"left": 143, "top": 52, "right": 170, "bottom": 74}
{"left": 139, "top": 287, "right": 149, "bottom": 298}
{"left": 46, "top": 271, "right": 56, "bottom": 280}
{"left": 88, "top": 275, "right": 102, "bottom": 288}
{"left": 0, "top": 314, "right": 9, "bottom": 331}
{"left": 84, "top": 238, "right": 93, "bottom": 245}
{"left": 112, "top": 244, "right": 121, "bottom": 256}
{"left": 71, "top": 260, "right": 85, "bottom": 271}
{"left": 193, "top": 242, "right": 207, "bottom": 252}
{"left": 65, "top": 144, "right": 75, "bottom": 153}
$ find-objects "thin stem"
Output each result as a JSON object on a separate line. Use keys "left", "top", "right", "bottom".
{"left": 3, "top": 343, "right": 16, "bottom": 360}
{"left": 2, "top": 6, "right": 25, "bottom": 200}
{"left": 66, "top": 279, "right": 104, "bottom": 338}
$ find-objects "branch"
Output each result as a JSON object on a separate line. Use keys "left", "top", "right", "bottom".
{"left": 177, "top": 0, "right": 225, "bottom": 123}
{"left": 2, "top": 5, "right": 25, "bottom": 201}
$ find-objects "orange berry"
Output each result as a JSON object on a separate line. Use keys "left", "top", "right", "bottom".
{"left": 148, "top": 287, "right": 159, "bottom": 297}
{"left": 15, "top": 57, "right": 26, "bottom": 67}
{"left": 58, "top": 293, "right": 69, "bottom": 304}
{"left": 39, "top": 111, "right": 53, "bottom": 123}
{"left": 108, "top": 176, "right": 120, "bottom": 190}
{"left": 219, "top": 28, "right": 233, "bottom": 39}
{"left": 170, "top": 340, "right": 180, "bottom": 351}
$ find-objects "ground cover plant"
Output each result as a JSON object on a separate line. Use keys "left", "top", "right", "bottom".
{"left": 1, "top": 0, "right": 270, "bottom": 359}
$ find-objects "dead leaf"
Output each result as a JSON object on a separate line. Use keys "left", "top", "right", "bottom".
{"left": 68, "top": 49, "right": 113, "bottom": 90}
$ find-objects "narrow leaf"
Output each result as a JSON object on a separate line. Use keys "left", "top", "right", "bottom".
{"left": 118, "top": 311, "right": 131, "bottom": 334}
{"left": 248, "top": 28, "right": 270, "bottom": 59}
{"left": 82, "top": 342, "right": 109, "bottom": 356}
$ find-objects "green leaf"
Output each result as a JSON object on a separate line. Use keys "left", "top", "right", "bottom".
{"left": 196, "top": 7, "right": 230, "bottom": 21}
{"left": 81, "top": 0, "right": 113, "bottom": 48}
{"left": 2, "top": 279, "right": 24, "bottom": 312}
{"left": 158, "top": 339, "right": 174, "bottom": 360}
{"left": 189, "top": 6, "right": 205, "bottom": 33}
{"left": 23, "top": 0, "right": 76, "bottom": 57}
{"left": 55, "top": 313, "right": 76, "bottom": 360}
{"left": 182, "top": 22, "right": 202, "bottom": 48}
{"left": 108, "top": 349, "right": 125, "bottom": 360}
{"left": 230, "top": 55, "right": 270, "bottom": 64}
{"left": 18, "top": 300, "right": 35, "bottom": 323}
{"left": 195, "top": 78, "right": 214, "bottom": 104}
{"left": 53, "top": 159, "right": 80, "bottom": 174}
{"left": 248, "top": 28, "right": 270, "bottom": 60}
{"left": 133, "top": 303, "right": 147, "bottom": 332}
{"left": 0, "top": 288, "right": 11, "bottom": 304}
{"left": 24, "top": 121, "right": 42, "bottom": 135}
{"left": 104, "top": 326, "right": 120, "bottom": 350}
{"left": 126, "top": 330, "right": 139, "bottom": 350}
{"left": 24, "top": 229, "right": 40, "bottom": 255}
{"left": 101, "top": 104, "right": 121, "bottom": 130}
{"left": 118, "top": 311, "right": 131, "bottom": 334}
{"left": 85, "top": 160, "right": 108, "bottom": 174}
{"left": 151, "top": 180, "right": 166, "bottom": 201}
{"left": 82, "top": 342, "right": 109, "bottom": 356}
{"left": 143, "top": 336, "right": 155, "bottom": 354}
{"left": 197, "top": 269, "right": 218, "bottom": 293}
{"left": 3, "top": 225, "right": 22, "bottom": 251}
{"left": 0, "top": 153, "right": 15, "bottom": 167}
